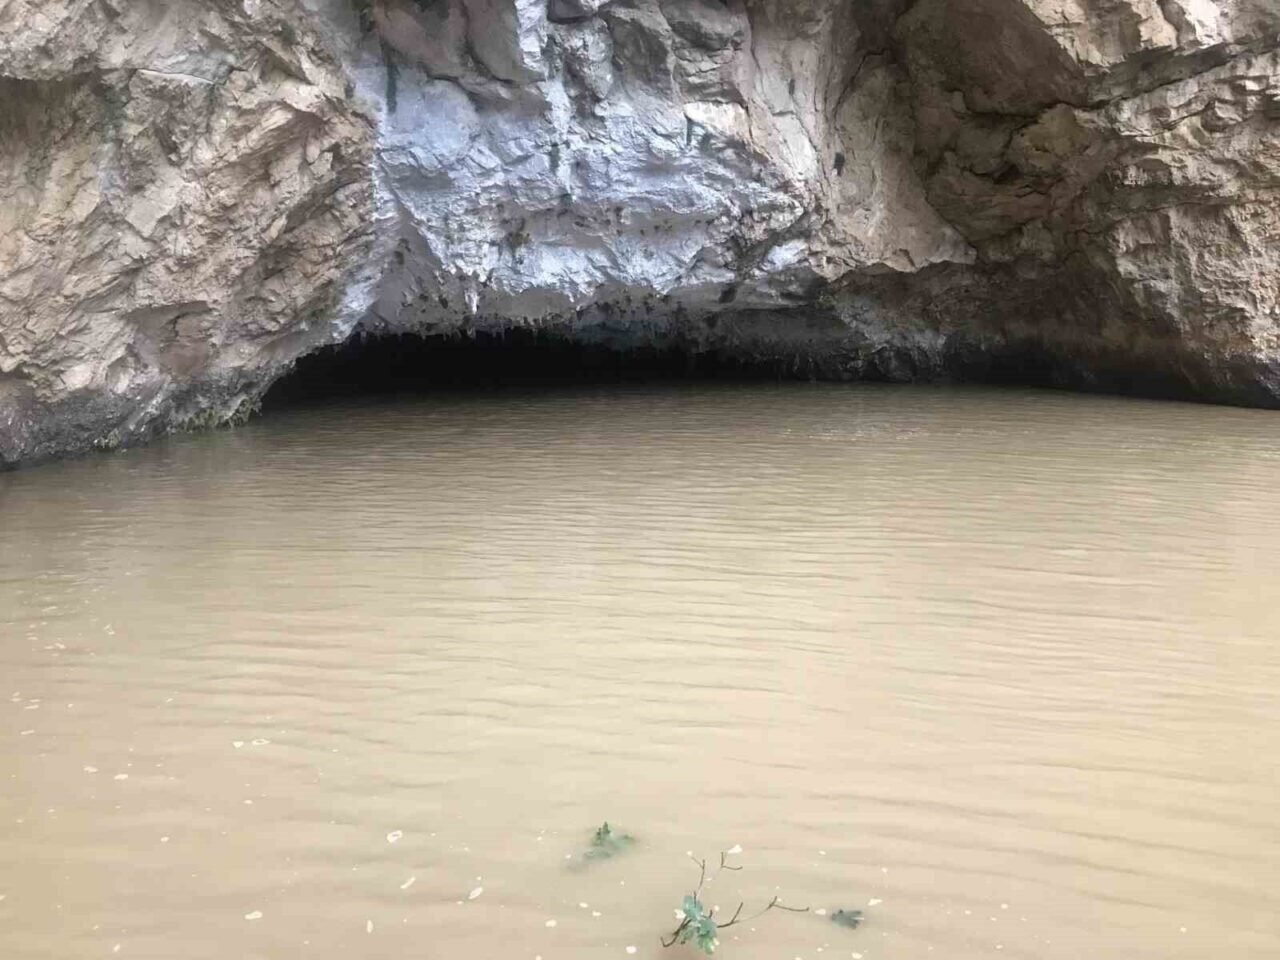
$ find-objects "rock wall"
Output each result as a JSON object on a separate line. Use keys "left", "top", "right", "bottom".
{"left": 1, "top": 0, "right": 1277, "bottom": 463}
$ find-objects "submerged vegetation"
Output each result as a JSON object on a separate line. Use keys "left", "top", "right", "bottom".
{"left": 567, "top": 822, "right": 864, "bottom": 954}
{"left": 571, "top": 821, "right": 637, "bottom": 869}
{"left": 587, "top": 821, "right": 635, "bottom": 860}
{"left": 660, "top": 848, "right": 862, "bottom": 956}
{"left": 662, "top": 850, "right": 809, "bottom": 955}
{"left": 831, "top": 908, "right": 865, "bottom": 929}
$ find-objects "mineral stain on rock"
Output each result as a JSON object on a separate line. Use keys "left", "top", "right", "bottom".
{"left": 1, "top": 0, "right": 1278, "bottom": 464}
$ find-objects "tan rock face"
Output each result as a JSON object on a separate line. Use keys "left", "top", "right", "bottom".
{"left": 893, "top": 0, "right": 1280, "bottom": 395}
{"left": 1, "top": 0, "right": 1277, "bottom": 464}
{"left": 0, "top": 0, "right": 374, "bottom": 462}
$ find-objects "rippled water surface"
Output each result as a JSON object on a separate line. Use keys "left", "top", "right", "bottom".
{"left": 2, "top": 384, "right": 1279, "bottom": 960}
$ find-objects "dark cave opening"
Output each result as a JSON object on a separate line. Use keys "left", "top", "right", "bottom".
{"left": 260, "top": 329, "right": 788, "bottom": 410}
{"left": 258, "top": 325, "right": 1274, "bottom": 414}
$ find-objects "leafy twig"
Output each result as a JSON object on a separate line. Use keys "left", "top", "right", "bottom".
{"left": 662, "top": 850, "right": 809, "bottom": 955}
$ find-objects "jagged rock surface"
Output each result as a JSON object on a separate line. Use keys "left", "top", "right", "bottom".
{"left": 1, "top": 0, "right": 1277, "bottom": 464}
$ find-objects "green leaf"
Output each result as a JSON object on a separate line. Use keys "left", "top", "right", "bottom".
{"left": 682, "top": 895, "right": 704, "bottom": 921}
{"left": 830, "top": 908, "right": 864, "bottom": 929}
{"left": 581, "top": 822, "right": 636, "bottom": 862}
{"left": 673, "top": 900, "right": 718, "bottom": 954}
{"left": 695, "top": 925, "right": 718, "bottom": 954}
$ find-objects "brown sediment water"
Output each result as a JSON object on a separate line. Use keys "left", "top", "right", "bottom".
{"left": 1, "top": 383, "right": 1278, "bottom": 960}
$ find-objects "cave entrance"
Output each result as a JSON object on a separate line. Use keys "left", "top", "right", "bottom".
{"left": 260, "top": 329, "right": 777, "bottom": 410}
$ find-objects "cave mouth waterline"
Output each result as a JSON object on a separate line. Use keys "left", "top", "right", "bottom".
{"left": 260, "top": 324, "right": 1280, "bottom": 414}
{"left": 259, "top": 325, "right": 1104, "bottom": 413}
{"left": 259, "top": 328, "right": 864, "bottom": 410}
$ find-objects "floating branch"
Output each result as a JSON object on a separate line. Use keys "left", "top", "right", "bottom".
{"left": 661, "top": 849, "right": 814, "bottom": 956}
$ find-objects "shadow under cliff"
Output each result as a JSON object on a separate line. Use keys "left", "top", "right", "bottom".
{"left": 260, "top": 329, "right": 797, "bottom": 410}
{"left": 261, "top": 313, "right": 1280, "bottom": 415}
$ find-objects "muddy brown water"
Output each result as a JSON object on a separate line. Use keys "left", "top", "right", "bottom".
{"left": 2, "top": 384, "right": 1278, "bottom": 960}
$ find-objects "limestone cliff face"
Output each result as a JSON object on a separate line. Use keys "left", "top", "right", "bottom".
{"left": 1, "top": 0, "right": 1278, "bottom": 463}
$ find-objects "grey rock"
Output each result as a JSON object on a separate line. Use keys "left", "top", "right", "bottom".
{"left": 1, "top": 0, "right": 1279, "bottom": 464}
{"left": 548, "top": 0, "right": 610, "bottom": 23}
{"left": 660, "top": 0, "right": 744, "bottom": 52}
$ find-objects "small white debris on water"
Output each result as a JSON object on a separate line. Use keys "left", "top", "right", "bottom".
{"left": 1000, "top": 903, "right": 1009, "bottom": 910}
{"left": 400, "top": 877, "right": 416, "bottom": 890}
{"left": 545, "top": 919, "right": 557, "bottom": 928}
{"left": 674, "top": 910, "right": 685, "bottom": 921}
{"left": 83, "top": 766, "right": 98, "bottom": 773}
{"left": 1180, "top": 927, "right": 1188, "bottom": 934}
{"left": 19, "top": 730, "right": 34, "bottom": 736}
{"left": 867, "top": 899, "right": 882, "bottom": 907}
{"left": 851, "top": 954, "right": 863, "bottom": 959}
{"left": 252, "top": 739, "right": 269, "bottom": 746}
{"left": 727, "top": 844, "right": 743, "bottom": 855}
{"left": 160, "top": 837, "right": 170, "bottom": 843}
{"left": 592, "top": 911, "right": 602, "bottom": 918}
{"left": 232, "top": 741, "right": 245, "bottom": 749}
{"left": 819, "top": 850, "right": 827, "bottom": 856}
{"left": 244, "top": 911, "right": 263, "bottom": 921}
{"left": 387, "top": 831, "right": 403, "bottom": 844}
{"left": 815, "top": 908, "right": 827, "bottom": 916}
{"left": 366, "top": 920, "right": 374, "bottom": 934}
{"left": 113, "top": 774, "right": 128, "bottom": 781}
{"left": 112, "top": 946, "right": 121, "bottom": 954}
{"left": 579, "top": 902, "right": 589, "bottom": 909}
{"left": 626, "top": 947, "right": 637, "bottom": 955}
{"left": 468, "top": 887, "right": 484, "bottom": 900}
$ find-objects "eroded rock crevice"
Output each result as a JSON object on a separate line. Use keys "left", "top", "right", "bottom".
{"left": 1, "top": 0, "right": 1278, "bottom": 463}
